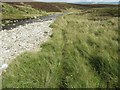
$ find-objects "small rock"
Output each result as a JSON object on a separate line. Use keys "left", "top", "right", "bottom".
{"left": 1, "top": 64, "right": 8, "bottom": 70}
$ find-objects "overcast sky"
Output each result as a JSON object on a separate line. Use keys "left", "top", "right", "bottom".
{"left": 35, "top": 0, "right": 119, "bottom": 2}
{"left": 0, "top": 0, "right": 119, "bottom": 2}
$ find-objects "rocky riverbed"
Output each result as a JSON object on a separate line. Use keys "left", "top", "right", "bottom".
{"left": 0, "top": 19, "right": 54, "bottom": 72}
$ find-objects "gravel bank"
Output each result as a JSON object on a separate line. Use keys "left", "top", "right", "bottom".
{"left": 0, "top": 20, "right": 54, "bottom": 72}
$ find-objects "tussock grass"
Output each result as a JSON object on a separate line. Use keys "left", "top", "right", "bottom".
{"left": 2, "top": 8, "right": 119, "bottom": 88}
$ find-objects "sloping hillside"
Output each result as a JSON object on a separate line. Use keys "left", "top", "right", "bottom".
{"left": 7, "top": 2, "right": 118, "bottom": 12}
{"left": 3, "top": 2, "right": 119, "bottom": 18}
{"left": 7, "top": 2, "right": 81, "bottom": 12}
{"left": 2, "top": 2, "right": 47, "bottom": 20}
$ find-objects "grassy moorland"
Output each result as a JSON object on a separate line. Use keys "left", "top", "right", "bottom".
{"left": 1, "top": 2, "right": 81, "bottom": 26}
{"left": 2, "top": 3, "right": 48, "bottom": 20}
{"left": 2, "top": 5, "right": 119, "bottom": 88}
{"left": 1, "top": 3, "right": 48, "bottom": 26}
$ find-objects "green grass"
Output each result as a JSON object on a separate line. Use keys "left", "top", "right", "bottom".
{"left": 2, "top": 8, "right": 119, "bottom": 88}
{"left": 2, "top": 3, "right": 48, "bottom": 26}
{"left": 2, "top": 3, "right": 48, "bottom": 20}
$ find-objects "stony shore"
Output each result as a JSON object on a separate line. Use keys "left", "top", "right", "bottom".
{"left": 0, "top": 20, "right": 54, "bottom": 72}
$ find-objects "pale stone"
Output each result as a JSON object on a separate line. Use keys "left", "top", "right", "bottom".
{"left": 0, "top": 20, "right": 54, "bottom": 72}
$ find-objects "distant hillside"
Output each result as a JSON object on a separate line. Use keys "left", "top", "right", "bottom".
{"left": 6, "top": 2, "right": 81, "bottom": 12}
{"left": 2, "top": 2, "right": 48, "bottom": 20}
{"left": 2, "top": 2, "right": 119, "bottom": 20}
{"left": 75, "top": 3, "right": 119, "bottom": 8}
{"left": 74, "top": 2, "right": 119, "bottom": 5}
{"left": 6, "top": 2, "right": 118, "bottom": 12}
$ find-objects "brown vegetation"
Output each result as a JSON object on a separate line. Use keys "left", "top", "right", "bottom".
{"left": 6, "top": 2, "right": 119, "bottom": 12}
